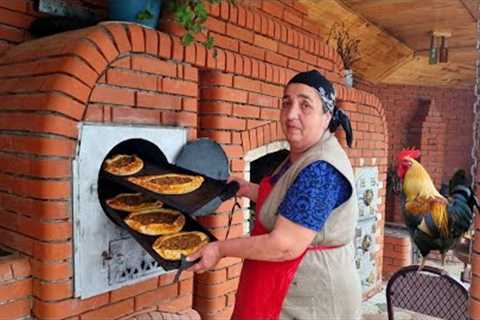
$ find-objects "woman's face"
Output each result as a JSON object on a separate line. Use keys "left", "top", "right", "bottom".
{"left": 281, "top": 83, "right": 332, "bottom": 153}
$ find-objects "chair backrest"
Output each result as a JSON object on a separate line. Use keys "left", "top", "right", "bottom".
{"left": 386, "top": 265, "right": 468, "bottom": 320}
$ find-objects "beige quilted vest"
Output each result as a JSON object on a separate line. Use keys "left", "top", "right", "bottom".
{"left": 259, "top": 131, "right": 362, "bottom": 320}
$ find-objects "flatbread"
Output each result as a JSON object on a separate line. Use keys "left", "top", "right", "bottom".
{"left": 106, "top": 193, "right": 163, "bottom": 212}
{"left": 124, "top": 208, "right": 185, "bottom": 236}
{"left": 128, "top": 173, "right": 204, "bottom": 195}
{"left": 103, "top": 154, "right": 143, "bottom": 176}
{"left": 153, "top": 231, "right": 209, "bottom": 260}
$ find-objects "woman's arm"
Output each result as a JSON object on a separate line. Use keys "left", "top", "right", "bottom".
{"left": 187, "top": 216, "right": 316, "bottom": 273}
{"left": 220, "top": 215, "right": 316, "bottom": 260}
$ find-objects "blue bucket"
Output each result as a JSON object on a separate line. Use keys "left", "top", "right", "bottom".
{"left": 108, "top": 0, "right": 162, "bottom": 29}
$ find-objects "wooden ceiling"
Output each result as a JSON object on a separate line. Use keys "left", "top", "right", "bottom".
{"left": 299, "top": 0, "right": 478, "bottom": 88}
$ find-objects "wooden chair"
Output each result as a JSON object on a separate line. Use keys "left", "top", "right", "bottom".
{"left": 386, "top": 265, "right": 468, "bottom": 320}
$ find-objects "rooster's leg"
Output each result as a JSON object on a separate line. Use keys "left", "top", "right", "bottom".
{"left": 440, "top": 253, "right": 448, "bottom": 275}
{"left": 418, "top": 255, "right": 428, "bottom": 271}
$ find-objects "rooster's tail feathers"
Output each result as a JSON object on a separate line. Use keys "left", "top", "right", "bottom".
{"left": 451, "top": 185, "right": 480, "bottom": 211}
{"left": 447, "top": 185, "right": 477, "bottom": 238}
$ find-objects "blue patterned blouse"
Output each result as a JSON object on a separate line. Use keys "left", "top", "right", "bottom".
{"left": 276, "top": 160, "right": 352, "bottom": 232}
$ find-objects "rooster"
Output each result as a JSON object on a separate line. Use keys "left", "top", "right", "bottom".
{"left": 396, "top": 148, "right": 479, "bottom": 270}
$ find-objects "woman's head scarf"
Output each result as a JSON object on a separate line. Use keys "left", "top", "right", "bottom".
{"left": 287, "top": 70, "right": 353, "bottom": 148}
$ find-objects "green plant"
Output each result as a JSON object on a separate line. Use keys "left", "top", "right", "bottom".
{"left": 137, "top": 9, "right": 155, "bottom": 21}
{"left": 170, "top": 0, "right": 235, "bottom": 49}
{"left": 327, "top": 22, "right": 361, "bottom": 70}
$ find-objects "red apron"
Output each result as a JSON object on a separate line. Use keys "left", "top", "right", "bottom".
{"left": 232, "top": 176, "right": 338, "bottom": 320}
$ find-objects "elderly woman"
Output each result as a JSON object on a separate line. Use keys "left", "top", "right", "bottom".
{"left": 188, "top": 70, "right": 361, "bottom": 320}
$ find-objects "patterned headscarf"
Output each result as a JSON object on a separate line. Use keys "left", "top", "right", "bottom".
{"left": 286, "top": 70, "right": 354, "bottom": 148}
{"left": 287, "top": 70, "right": 335, "bottom": 113}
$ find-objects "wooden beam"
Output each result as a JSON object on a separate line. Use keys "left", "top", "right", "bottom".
{"left": 375, "top": 54, "right": 415, "bottom": 81}
{"left": 415, "top": 45, "right": 477, "bottom": 54}
{"left": 432, "top": 31, "right": 452, "bottom": 37}
{"left": 459, "top": 0, "right": 478, "bottom": 21}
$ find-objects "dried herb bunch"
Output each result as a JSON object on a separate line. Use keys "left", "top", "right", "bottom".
{"left": 327, "top": 22, "right": 361, "bottom": 70}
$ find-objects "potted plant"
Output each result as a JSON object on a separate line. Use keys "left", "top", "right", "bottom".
{"left": 327, "top": 22, "right": 361, "bottom": 87}
{"left": 108, "top": 0, "right": 163, "bottom": 29}
{"left": 107, "top": 0, "right": 234, "bottom": 48}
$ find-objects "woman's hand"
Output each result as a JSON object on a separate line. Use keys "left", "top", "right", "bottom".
{"left": 227, "top": 176, "right": 259, "bottom": 201}
{"left": 227, "top": 176, "right": 250, "bottom": 197}
{"left": 186, "top": 241, "right": 223, "bottom": 273}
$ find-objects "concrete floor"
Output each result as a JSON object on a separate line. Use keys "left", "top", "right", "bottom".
{"left": 360, "top": 261, "right": 468, "bottom": 320}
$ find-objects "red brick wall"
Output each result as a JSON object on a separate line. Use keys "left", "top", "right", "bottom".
{"left": 0, "top": 0, "right": 36, "bottom": 53}
{"left": 0, "top": 254, "right": 32, "bottom": 319}
{"left": 415, "top": 101, "right": 447, "bottom": 187}
{"left": 0, "top": 1, "right": 388, "bottom": 319}
{"left": 383, "top": 230, "right": 411, "bottom": 279}
{"left": 0, "top": 0, "right": 106, "bottom": 55}
{"left": 358, "top": 82, "right": 474, "bottom": 182}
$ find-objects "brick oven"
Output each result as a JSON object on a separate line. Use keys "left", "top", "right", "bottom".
{"left": 0, "top": 1, "right": 389, "bottom": 319}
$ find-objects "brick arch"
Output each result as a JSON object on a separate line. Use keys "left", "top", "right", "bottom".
{"left": 0, "top": 24, "right": 188, "bottom": 157}
{"left": 240, "top": 121, "right": 284, "bottom": 154}
{"left": 83, "top": 52, "right": 199, "bottom": 138}
{"left": 0, "top": 24, "right": 205, "bottom": 208}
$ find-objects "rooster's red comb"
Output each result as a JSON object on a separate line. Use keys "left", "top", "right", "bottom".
{"left": 397, "top": 148, "right": 421, "bottom": 161}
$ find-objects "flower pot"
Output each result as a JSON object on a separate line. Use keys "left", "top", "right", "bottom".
{"left": 108, "top": 0, "right": 162, "bottom": 29}
{"left": 344, "top": 69, "right": 353, "bottom": 88}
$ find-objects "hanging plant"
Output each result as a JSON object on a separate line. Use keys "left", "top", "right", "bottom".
{"left": 169, "top": 0, "right": 236, "bottom": 49}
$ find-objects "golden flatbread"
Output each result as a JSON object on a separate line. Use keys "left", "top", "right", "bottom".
{"left": 124, "top": 208, "right": 185, "bottom": 236}
{"left": 103, "top": 154, "right": 143, "bottom": 176}
{"left": 153, "top": 231, "right": 209, "bottom": 260}
{"left": 128, "top": 173, "right": 204, "bottom": 195}
{"left": 106, "top": 193, "right": 163, "bottom": 212}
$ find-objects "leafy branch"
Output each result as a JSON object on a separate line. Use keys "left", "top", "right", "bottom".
{"left": 170, "top": 0, "right": 235, "bottom": 49}
{"left": 137, "top": 9, "right": 154, "bottom": 21}
{"left": 327, "top": 22, "right": 361, "bottom": 70}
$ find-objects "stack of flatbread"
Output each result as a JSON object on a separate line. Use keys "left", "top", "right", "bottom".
{"left": 103, "top": 154, "right": 209, "bottom": 260}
